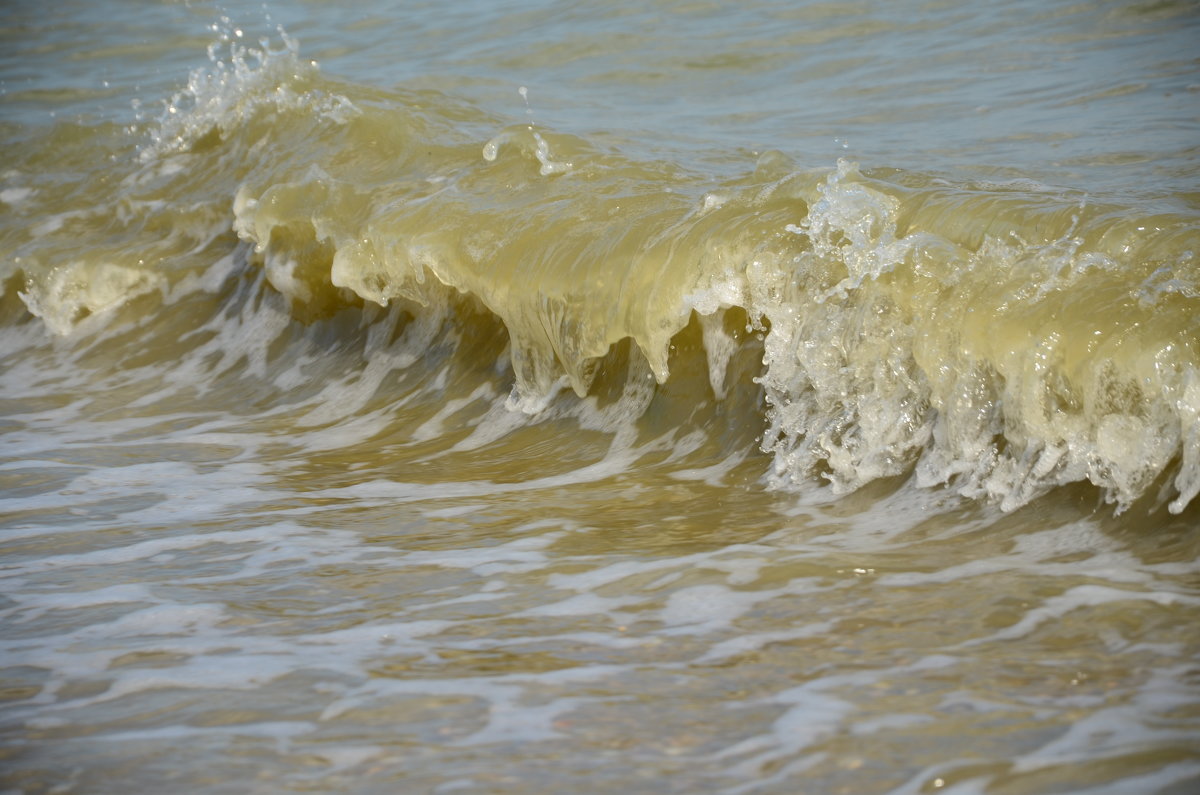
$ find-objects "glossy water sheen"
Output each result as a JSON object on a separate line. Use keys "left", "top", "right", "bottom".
{"left": 2, "top": 1, "right": 1199, "bottom": 793}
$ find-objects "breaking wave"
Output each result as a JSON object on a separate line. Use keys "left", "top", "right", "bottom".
{"left": 3, "top": 27, "right": 1197, "bottom": 515}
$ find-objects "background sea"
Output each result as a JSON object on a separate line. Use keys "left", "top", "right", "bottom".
{"left": 2, "top": 1, "right": 1199, "bottom": 793}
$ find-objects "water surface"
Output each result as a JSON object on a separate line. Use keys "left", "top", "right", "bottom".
{"left": 2, "top": 1, "right": 1199, "bottom": 793}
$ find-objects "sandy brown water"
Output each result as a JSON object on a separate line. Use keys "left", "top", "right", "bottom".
{"left": 2, "top": 1, "right": 1199, "bottom": 793}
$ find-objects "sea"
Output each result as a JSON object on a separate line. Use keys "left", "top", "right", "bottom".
{"left": 1, "top": 1, "right": 1199, "bottom": 792}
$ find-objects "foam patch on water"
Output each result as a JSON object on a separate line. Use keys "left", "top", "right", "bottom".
{"left": 3, "top": 456, "right": 1198, "bottom": 793}
{"left": 1, "top": 186, "right": 34, "bottom": 207}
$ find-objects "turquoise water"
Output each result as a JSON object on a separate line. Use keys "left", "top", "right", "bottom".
{"left": 2, "top": 1, "right": 1199, "bottom": 793}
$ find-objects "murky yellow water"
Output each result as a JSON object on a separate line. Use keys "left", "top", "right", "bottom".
{"left": 2, "top": 1, "right": 1199, "bottom": 792}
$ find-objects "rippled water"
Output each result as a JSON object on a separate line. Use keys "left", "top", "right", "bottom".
{"left": 2, "top": 1, "right": 1199, "bottom": 793}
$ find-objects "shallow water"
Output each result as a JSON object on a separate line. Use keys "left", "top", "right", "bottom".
{"left": 2, "top": 1, "right": 1199, "bottom": 793}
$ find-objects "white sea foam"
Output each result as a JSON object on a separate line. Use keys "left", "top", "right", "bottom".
{"left": 1, "top": 186, "right": 34, "bottom": 206}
